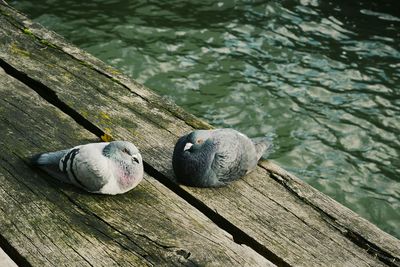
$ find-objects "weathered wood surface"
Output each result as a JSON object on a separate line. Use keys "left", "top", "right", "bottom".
{"left": 259, "top": 160, "right": 400, "bottom": 265}
{"left": 0, "top": 67, "right": 271, "bottom": 266}
{"left": 0, "top": 3, "right": 399, "bottom": 266}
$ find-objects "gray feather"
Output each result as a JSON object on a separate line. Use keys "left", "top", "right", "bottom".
{"left": 173, "top": 128, "right": 273, "bottom": 187}
{"left": 31, "top": 149, "right": 69, "bottom": 166}
{"left": 30, "top": 149, "right": 71, "bottom": 183}
{"left": 210, "top": 129, "right": 251, "bottom": 185}
{"left": 31, "top": 141, "right": 144, "bottom": 195}
{"left": 251, "top": 137, "right": 273, "bottom": 159}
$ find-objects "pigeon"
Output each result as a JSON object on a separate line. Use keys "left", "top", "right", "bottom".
{"left": 172, "top": 128, "right": 273, "bottom": 187}
{"left": 31, "top": 141, "right": 144, "bottom": 195}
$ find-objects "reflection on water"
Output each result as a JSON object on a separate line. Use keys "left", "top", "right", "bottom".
{"left": 10, "top": 0, "right": 400, "bottom": 237}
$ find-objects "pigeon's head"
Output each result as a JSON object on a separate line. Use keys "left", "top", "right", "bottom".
{"left": 173, "top": 130, "right": 216, "bottom": 187}
{"left": 103, "top": 141, "right": 142, "bottom": 165}
{"left": 182, "top": 130, "right": 213, "bottom": 153}
{"left": 103, "top": 141, "right": 144, "bottom": 191}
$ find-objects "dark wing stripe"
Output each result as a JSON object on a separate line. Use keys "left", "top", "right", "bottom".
{"left": 62, "top": 148, "right": 79, "bottom": 172}
{"left": 64, "top": 148, "right": 85, "bottom": 188}
{"left": 70, "top": 148, "right": 85, "bottom": 188}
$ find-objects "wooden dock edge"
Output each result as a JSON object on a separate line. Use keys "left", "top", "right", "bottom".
{"left": 260, "top": 160, "right": 400, "bottom": 265}
{"left": 0, "top": 2, "right": 399, "bottom": 266}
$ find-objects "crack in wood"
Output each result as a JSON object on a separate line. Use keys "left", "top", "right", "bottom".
{"left": 1, "top": 2, "right": 212, "bottom": 132}
{"left": 0, "top": 231, "right": 32, "bottom": 267}
{"left": 0, "top": 58, "right": 105, "bottom": 139}
{"left": 1, "top": 165, "right": 88, "bottom": 265}
{"left": 2, "top": 8, "right": 398, "bottom": 264}
{"left": 143, "top": 162, "right": 291, "bottom": 267}
{"left": 0, "top": 57, "right": 288, "bottom": 266}
{"left": 260, "top": 163, "right": 400, "bottom": 267}
{"left": 61, "top": 193, "right": 157, "bottom": 266}
{"left": 242, "top": 177, "right": 377, "bottom": 265}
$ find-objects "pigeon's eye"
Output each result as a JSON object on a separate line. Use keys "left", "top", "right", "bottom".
{"left": 196, "top": 139, "right": 204, "bottom": 144}
{"left": 122, "top": 148, "right": 132, "bottom": 156}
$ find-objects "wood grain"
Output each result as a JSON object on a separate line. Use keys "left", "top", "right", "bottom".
{"left": 0, "top": 66, "right": 272, "bottom": 266}
{"left": 0, "top": 3, "right": 399, "bottom": 266}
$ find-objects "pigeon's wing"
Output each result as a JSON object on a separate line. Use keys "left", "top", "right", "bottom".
{"left": 61, "top": 143, "right": 110, "bottom": 192}
{"left": 210, "top": 130, "right": 250, "bottom": 184}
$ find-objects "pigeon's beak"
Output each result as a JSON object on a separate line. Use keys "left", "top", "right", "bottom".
{"left": 183, "top": 142, "right": 193, "bottom": 151}
{"left": 132, "top": 155, "right": 140, "bottom": 164}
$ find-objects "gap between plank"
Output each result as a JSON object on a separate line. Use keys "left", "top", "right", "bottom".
{"left": 0, "top": 59, "right": 290, "bottom": 266}
{"left": 260, "top": 164, "right": 399, "bottom": 267}
{"left": 0, "top": 234, "right": 31, "bottom": 267}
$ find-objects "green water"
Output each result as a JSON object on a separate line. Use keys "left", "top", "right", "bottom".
{"left": 10, "top": 0, "right": 400, "bottom": 238}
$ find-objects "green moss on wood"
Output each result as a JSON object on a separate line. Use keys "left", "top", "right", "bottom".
{"left": 10, "top": 42, "right": 30, "bottom": 57}
{"left": 185, "top": 117, "right": 213, "bottom": 130}
{"left": 77, "top": 59, "right": 93, "bottom": 69}
{"left": 0, "top": 8, "right": 11, "bottom": 17}
{"left": 99, "top": 111, "right": 111, "bottom": 120}
{"left": 40, "top": 39, "right": 57, "bottom": 49}
{"left": 79, "top": 110, "right": 89, "bottom": 118}
{"left": 22, "top": 28, "right": 34, "bottom": 37}
{"left": 106, "top": 67, "right": 121, "bottom": 76}
{"left": 110, "top": 77, "right": 119, "bottom": 83}
{"left": 127, "top": 128, "right": 144, "bottom": 140}
{"left": 22, "top": 27, "right": 59, "bottom": 49}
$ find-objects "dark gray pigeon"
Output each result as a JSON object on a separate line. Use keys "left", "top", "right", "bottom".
{"left": 172, "top": 128, "right": 273, "bottom": 187}
{"left": 31, "top": 141, "right": 144, "bottom": 195}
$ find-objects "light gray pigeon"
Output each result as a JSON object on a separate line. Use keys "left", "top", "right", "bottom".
{"left": 172, "top": 128, "right": 273, "bottom": 187}
{"left": 31, "top": 141, "right": 144, "bottom": 195}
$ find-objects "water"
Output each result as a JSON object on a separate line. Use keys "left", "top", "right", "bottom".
{"left": 9, "top": 0, "right": 400, "bottom": 238}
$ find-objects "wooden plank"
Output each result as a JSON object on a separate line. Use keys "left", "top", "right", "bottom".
{"left": 260, "top": 160, "right": 400, "bottom": 265}
{"left": 0, "top": 68, "right": 149, "bottom": 266}
{"left": 0, "top": 3, "right": 399, "bottom": 266}
{"left": 0, "top": 67, "right": 272, "bottom": 266}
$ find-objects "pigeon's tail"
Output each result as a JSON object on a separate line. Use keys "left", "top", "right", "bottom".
{"left": 251, "top": 137, "right": 273, "bottom": 160}
{"left": 30, "top": 150, "right": 68, "bottom": 166}
{"left": 30, "top": 149, "right": 72, "bottom": 183}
